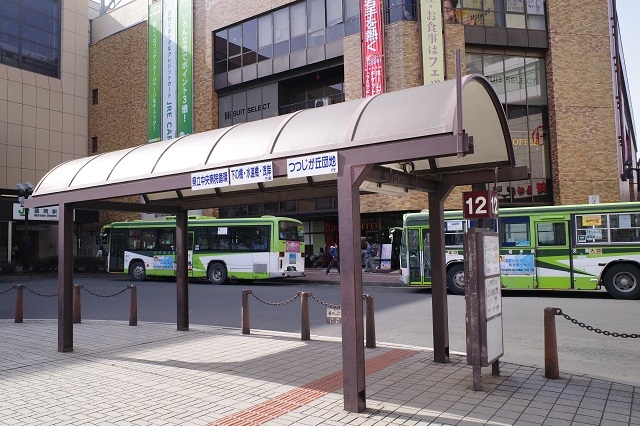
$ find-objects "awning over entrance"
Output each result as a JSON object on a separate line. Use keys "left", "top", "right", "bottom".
{"left": 30, "top": 74, "right": 515, "bottom": 208}
{"left": 26, "top": 71, "right": 527, "bottom": 413}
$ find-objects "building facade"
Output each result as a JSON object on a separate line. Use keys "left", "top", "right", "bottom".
{"left": 87, "top": 0, "right": 636, "bottom": 266}
{"left": 0, "top": 0, "right": 92, "bottom": 266}
{"left": 4, "top": 0, "right": 635, "bottom": 265}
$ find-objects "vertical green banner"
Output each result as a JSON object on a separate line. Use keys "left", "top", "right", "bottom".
{"left": 147, "top": 1, "right": 163, "bottom": 142}
{"left": 177, "top": 0, "right": 193, "bottom": 136}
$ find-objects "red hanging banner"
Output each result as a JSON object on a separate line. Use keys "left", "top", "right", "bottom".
{"left": 361, "top": 0, "right": 385, "bottom": 97}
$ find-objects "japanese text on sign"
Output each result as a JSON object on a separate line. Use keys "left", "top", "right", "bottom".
{"left": 420, "top": 0, "right": 445, "bottom": 85}
{"left": 287, "top": 151, "right": 338, "bottom": 178}
{"left": 361, "top": 0, "right": 385, "bottom": 97}
{"left": 191, "top": 168, "right": 230, "bottom": 190}
{"left": 230, "top": 161, "right": 273, "bottom": 186}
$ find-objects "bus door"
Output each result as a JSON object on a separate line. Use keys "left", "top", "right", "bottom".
{"left": 407, "top": 227, "right": 431, "bottom": 284}
{"left": 534, "top": 219, "right": 571, "bottom": 289}
{"left": 499, "top": 217, "right": 535, "bottom": 289}
{"left": 109, "top": 230, "right": 126, "bottom": 272}
{"left": 188, "top": 231, "right": 194, "bottom": 277}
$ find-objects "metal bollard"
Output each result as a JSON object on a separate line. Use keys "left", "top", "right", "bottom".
{"left": 15, "top": 284, "right": 24, "bottom": 323}
{"left": 241, "top": 289, "right": 251, "bottom": 335}
{"left": 544, "top": 307, "right": 562, "bottom": 379}
{"left": 364, "top": 294, "right": 376, "bottom": 348}
{"left": 300, "top": 291, "right": 310, "bottom": 341}
{"left": 128, "top": 285, "right": 137, "bottom": 326}
{"left": 73, "top": 284, "right": 83, "bottom": 324}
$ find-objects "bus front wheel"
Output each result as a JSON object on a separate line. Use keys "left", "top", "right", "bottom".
{"left": 446, "top": 264, "right": 465, "bottom": 295}
{"left": 604, "top": 264, "right": 640, "bottom": 300}
{"left": 208, "top": 262, "right": 228, "bottom": 285}
{"left": 130, "top": 261, "right": 146, "bottom": 282}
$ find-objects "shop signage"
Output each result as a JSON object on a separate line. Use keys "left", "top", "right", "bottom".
{"left": 287, "top": 151, "right": 338, "bottom": 178}
{"left": 162, "top": 0, "right": 178, "bottom": 140}
{"left": 420, "top": 0, "right": 444, "bottom": 85}
{"left": 147, "top": 1, "right": 162, "bottom": 142}
{"left": 13, "top": 204, "right": 60, "bottom": 221}
{"left": 177, "top": 0, "right": 193, "bottom": 137}
{"left": 361, "top": 0, "right": 385, "bottom": 97}
{"left": 148, "top": 0, "right": 193, "bottom": 142}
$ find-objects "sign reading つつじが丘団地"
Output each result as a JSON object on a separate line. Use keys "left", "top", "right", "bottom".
{"left": 287, "top": 152, "right": 338, "bottom": 178}
{"left": 191, "top": 168, "right": 230, "bottom": 191}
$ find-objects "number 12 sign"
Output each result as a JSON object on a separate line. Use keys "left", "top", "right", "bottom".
{"left": 463, "top": 190, "right": 499, "bottom": 219}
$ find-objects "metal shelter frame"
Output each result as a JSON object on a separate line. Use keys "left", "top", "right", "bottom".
{"left": 26, "top": 64, "right": 527, "bottom": 412}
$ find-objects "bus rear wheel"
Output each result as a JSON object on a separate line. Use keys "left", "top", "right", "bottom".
{"left": 604, "top": 264, "right": 640, "bottom": 300}
{"left": 446, "top": 264, "right": 465, "bottom": 295}
{"left": 208, "top": 262, "right": 227, "bottom": 285}
{"left": 130, "top": 261, "right": 146, "bottom": 282}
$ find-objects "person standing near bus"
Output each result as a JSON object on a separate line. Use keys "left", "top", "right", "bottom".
{"left": 326, "top": 243, "right": 340, "bottom": 274}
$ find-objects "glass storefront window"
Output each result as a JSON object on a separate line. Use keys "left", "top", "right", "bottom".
{"left": 291, "top": 3, "right": 306, "bottom": 37}
{"left": 307, "top": 0, "right": 325, "bottom": 33}
{"left": 469, "top": 51, "right": 551, "bottom": 205}
{"left": 327, "top": 0, "right": 343, "bottom": 26}
{"left": 449, "top": 0, "right": 546, "bottom": 30}
{"left": 258, "top": 15, "right": 272, "bottom": 48}
{"left": 0, "top": 0, "right": 60, "bottom": 77}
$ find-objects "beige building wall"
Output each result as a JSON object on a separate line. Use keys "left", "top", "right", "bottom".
{"left": 546, "top": 0, "right": 622, "bottom": 205}
{"left": 88, "top": 0, "right": 629, "bottom": 217}
{"left": 0, "top": 0, "right": 89, "bottom": 191}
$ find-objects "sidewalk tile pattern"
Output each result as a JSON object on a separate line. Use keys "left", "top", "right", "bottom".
{"left": 0, "top": 320, "right": 637, "bottom": 425}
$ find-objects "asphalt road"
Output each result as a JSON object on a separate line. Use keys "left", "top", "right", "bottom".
{"left": 1, "top": 276, "right": 638, "bottom": 386}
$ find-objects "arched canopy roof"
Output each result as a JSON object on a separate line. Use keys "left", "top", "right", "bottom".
{"left": 27, "top": 74, "right": 526, "bottom": 212}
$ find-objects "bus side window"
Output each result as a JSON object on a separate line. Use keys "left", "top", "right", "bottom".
{"left": 500, "top": 217, "right": 530, "bottom": 247}
{"left": 158, "top": 229, "right": 174, "bottom": 251}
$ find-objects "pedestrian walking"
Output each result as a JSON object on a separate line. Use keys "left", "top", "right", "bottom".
{"left": 364, "top": 240, "right": 376, "bottom": 272}
{"left": 326, "top": 243, "right": 340, "bottom": 274}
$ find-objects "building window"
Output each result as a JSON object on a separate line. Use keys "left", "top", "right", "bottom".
{"left": 0, "top": 0, "right": 61, "bottom": 78}
{"left": 467, "top": 51, "right": 551, "bottom": 205}
{"left": 92, "top": 89, "right": 98, "bottom": 105}
{"left": 213, "top": 0, "right": 361, "bottom": 78}
{"left": 91, "top": 136, "right": 98, "bottom": 153}
{"left": 386, "top": 0, "right": 417, "bottom": 23}
{"left": 443, "top": 0, "right": 545, "bottom": 30}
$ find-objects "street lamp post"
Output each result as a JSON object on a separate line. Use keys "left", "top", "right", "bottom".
{"left": 17, "top": 182, "right": 33, "bottom": 272}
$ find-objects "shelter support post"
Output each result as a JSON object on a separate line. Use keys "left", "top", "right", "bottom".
{"left": 429, "top": 185, "right": 454, "bottom": 363}
{"left": 338, "top": 162, "right": 372, "bottom": 413}
{"left": 58, "top": 203, "right": 74, "bottom": 352}
{"left": 176, "top": 211, "right": 189, "bottom": 331}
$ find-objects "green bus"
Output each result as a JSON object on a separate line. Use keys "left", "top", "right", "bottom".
{"left": 101, "top": 215, "right": 305, "bottom": 284}
{"left": 400, "top": 202, "right": 640, "bottom": 299}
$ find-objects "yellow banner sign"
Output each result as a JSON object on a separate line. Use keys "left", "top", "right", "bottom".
{"left": 582, "top": 215, "right": 602, "bottom": 226}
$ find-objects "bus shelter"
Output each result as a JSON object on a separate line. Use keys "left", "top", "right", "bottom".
{"left": 26, "top": 71, "right": 527, "bottom": 412}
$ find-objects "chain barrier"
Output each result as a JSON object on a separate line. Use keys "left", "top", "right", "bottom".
{"left": 308, "top": 293, "right": 340, "bottom": 309}
{"left": 24, "top": 286, "right": 58, "bottom": 298}
{"left": 249, "top": 290, "right": 301, "bottom": 306}
{"left": 248, "top": 290, "right": 368, "bottom": 310}
{"left": 559, "top": 309, "right": 639, "bottom": 338}
{"left": 82, "top": 286, "right": 130, "bottom": 298}
{"left": 0, "top": 286, "right": 15, "bottom": 295}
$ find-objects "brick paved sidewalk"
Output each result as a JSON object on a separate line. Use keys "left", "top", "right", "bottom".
{"left": 0, "top": 320, "right": 637, "bottom": 425}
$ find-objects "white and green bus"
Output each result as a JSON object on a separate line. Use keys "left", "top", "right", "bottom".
{"left": 101, "top": 215, "right": 305, "bottom": 284}
{"left": 400, "top": 202, "right": 640, "bottom": 299}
